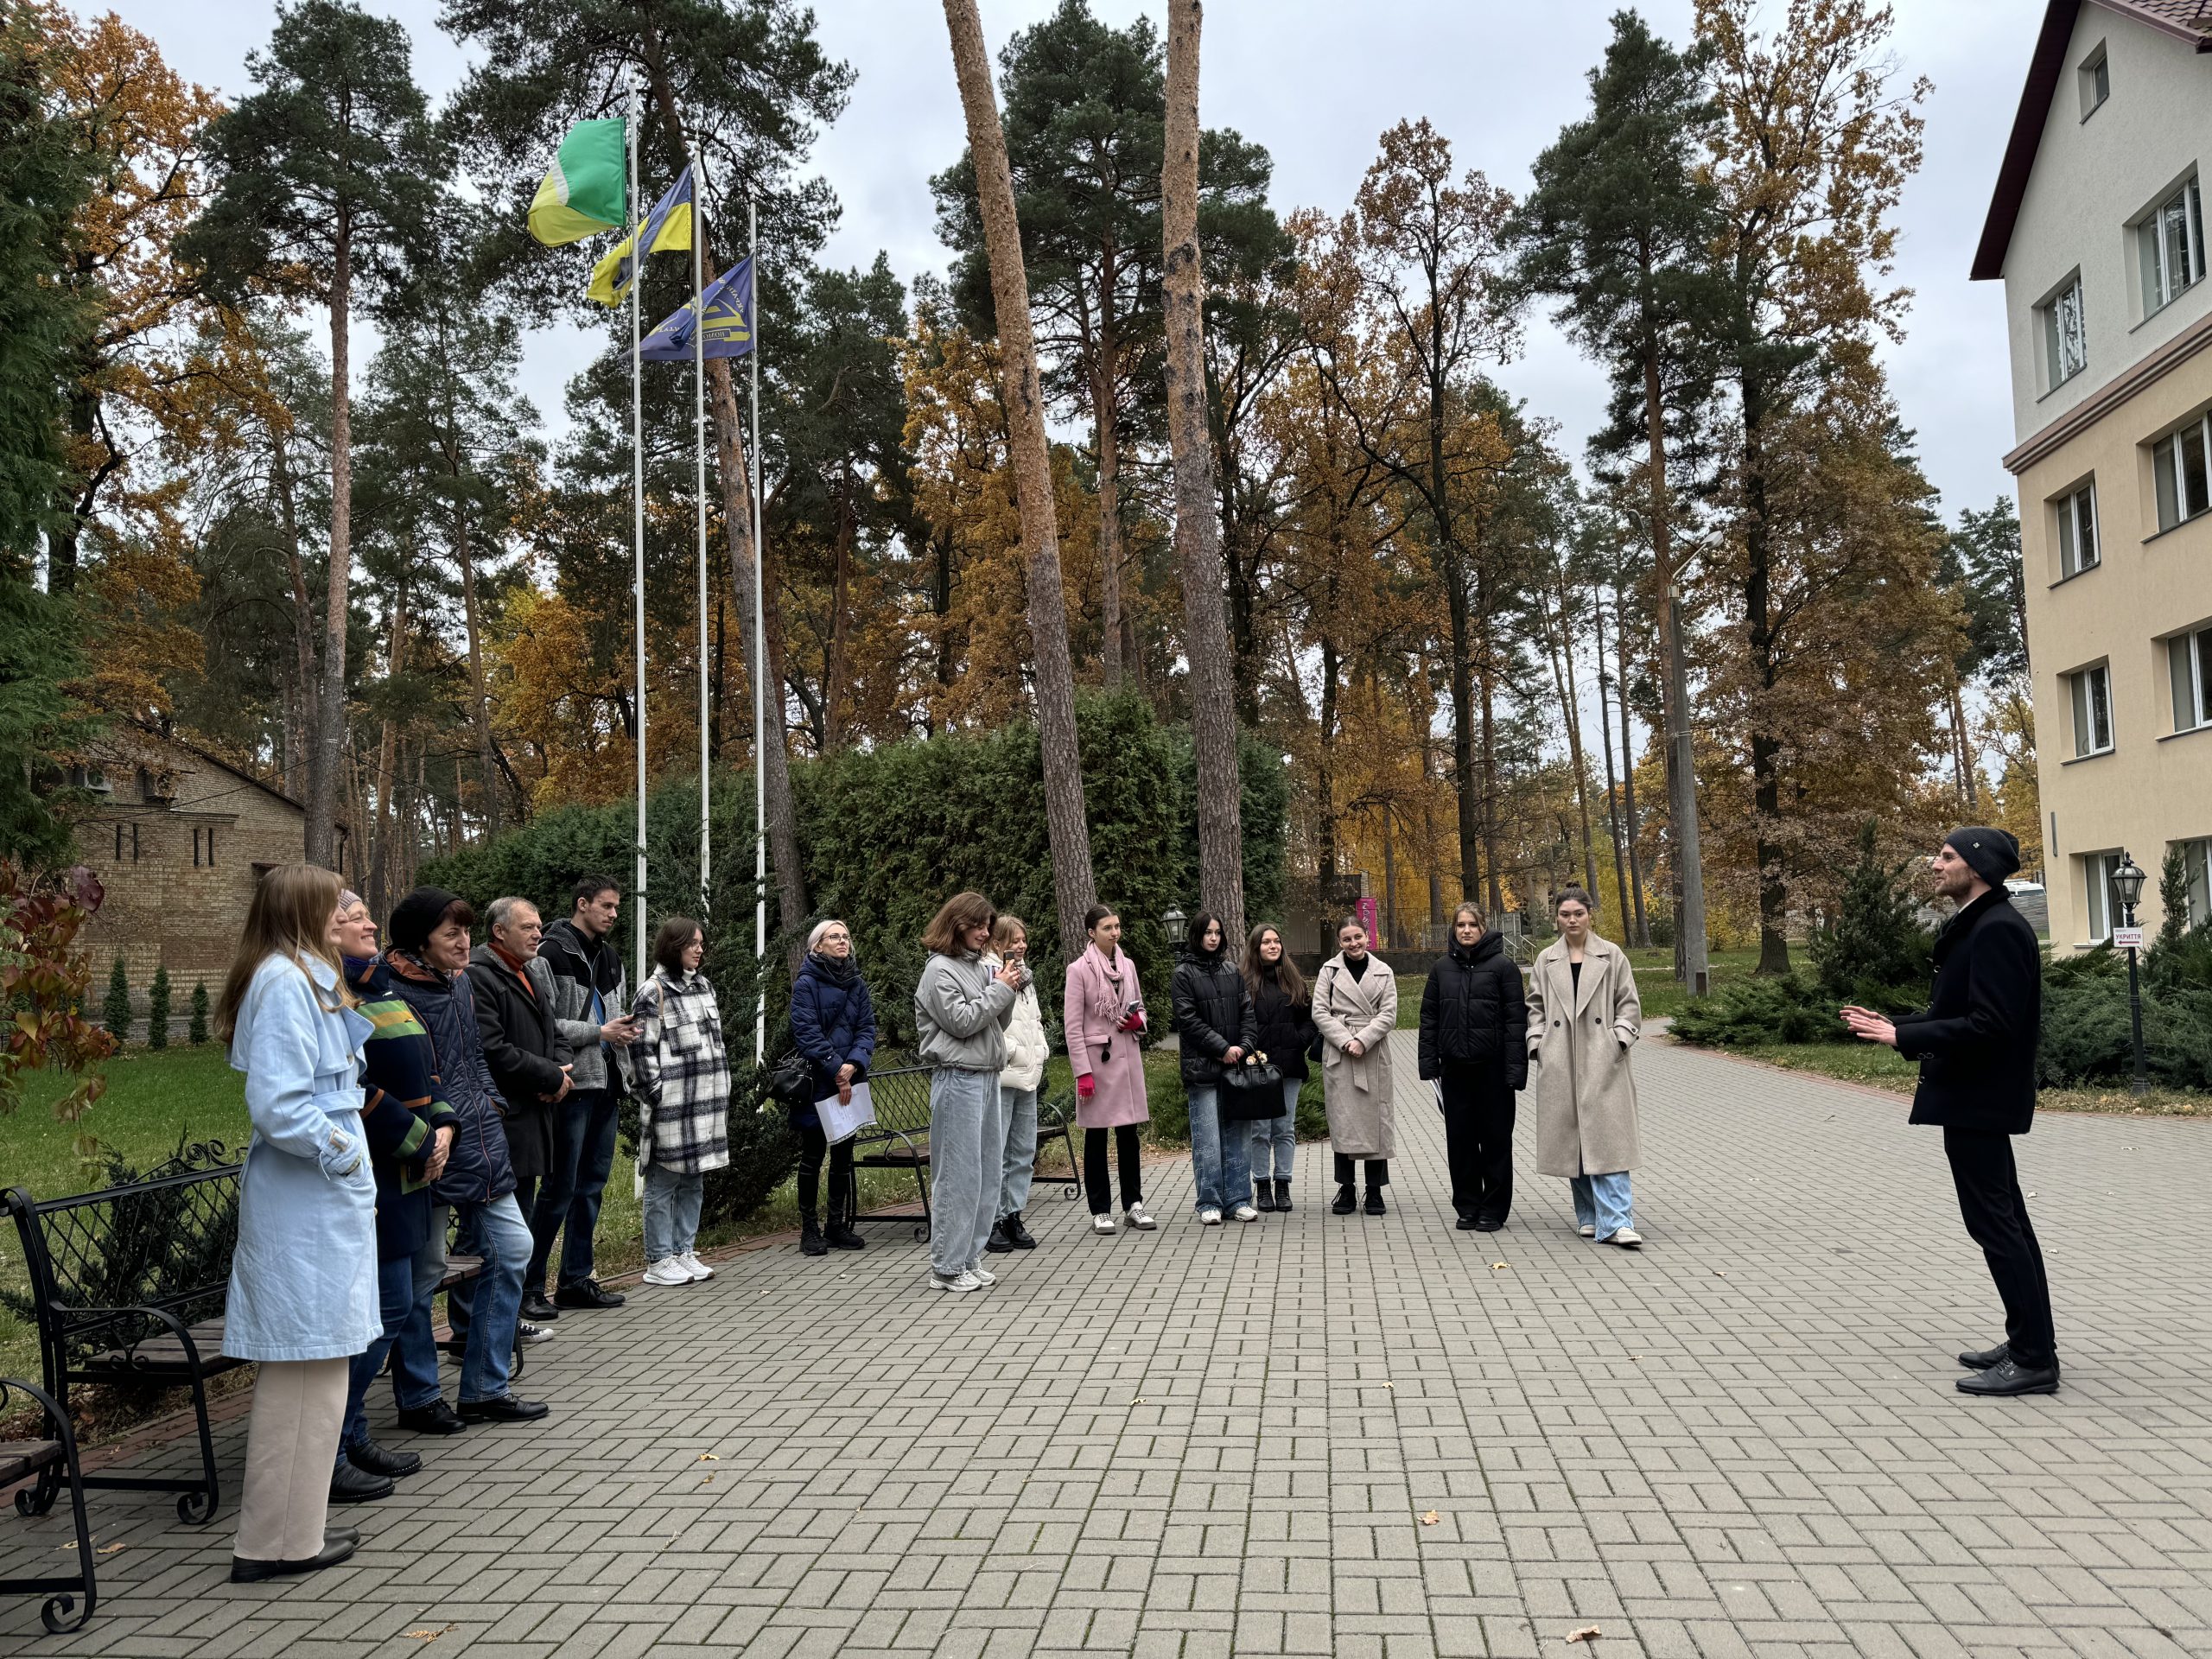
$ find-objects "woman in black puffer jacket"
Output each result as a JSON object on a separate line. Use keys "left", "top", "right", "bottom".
{"left": 1169, "top": 910, "right": 1260, "bottom": 1225}
{"left": 1242, "top": 923, "right": 1313, "bottom": 1212}
{"left": 1417, "top": 903, "right": 1528, "bottom": 1232}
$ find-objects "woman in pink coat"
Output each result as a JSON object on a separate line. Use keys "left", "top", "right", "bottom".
{"left": 1064, "top": 904, "right": 1154, "bottom": 1236}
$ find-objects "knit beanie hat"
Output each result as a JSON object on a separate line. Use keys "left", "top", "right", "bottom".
{"left": 389, "top": 887, "right": 465, "bottom": 953}
{"left": 1944, "top": 827, "right": 2021, "bottom": 887}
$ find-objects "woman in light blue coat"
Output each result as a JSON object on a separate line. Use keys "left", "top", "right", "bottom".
{"left": 213, "top": 864, "right": 380, "bottom": 1585}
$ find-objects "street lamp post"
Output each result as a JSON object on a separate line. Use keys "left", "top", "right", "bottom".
{"left": 1162, "top": 906, "right": 1187, "bottom": 948}
{"left": 2111, "top": 850, "right": 2148, "bottom": 1095}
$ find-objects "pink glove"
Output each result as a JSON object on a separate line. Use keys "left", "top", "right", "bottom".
{"left": 1077, "top": 1074, "right": 1096, "bottom": 1100}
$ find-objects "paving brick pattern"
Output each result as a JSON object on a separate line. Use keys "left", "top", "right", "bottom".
{"left": 4, "top": 1033, "right": 2209, "bottom": 1656}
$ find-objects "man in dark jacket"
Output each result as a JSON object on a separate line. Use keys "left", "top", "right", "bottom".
{"left": 1845, "top": 827, "right": 2056, "bottom": 1397}
{"left": 535, "top": 875, "right": 638, "bottom": 1311}
{"left": 1418, "top": 906, "right": 1529, "bottom": 1232}
{"left": 467, "top": 897, "right": 574, "bottom": 1325}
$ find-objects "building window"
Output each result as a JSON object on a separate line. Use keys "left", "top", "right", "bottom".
{"left": 111, "top": 823, "right": 140, "bottom": 862}
{"left": 2153, "top": 411, "right": 2212, "bottom": 531}
{"left": 2041, "top": 274, "right": 2087, "bottom": 390}
{"left": 2139, "top": 175, "right": 2205, "bottom": 317}
{"left": 2055, "top": 481, "right": 2099, "bottom": 576}
{"left": 2082, "top": 851, "right": 2123, "bottom": 943}
{"left": 193, "top": 826, "right": 216, "bottom": 868}
{"left": 2179, "top": 837, "right": 2212, "bottom": 927}
{"left": 2172, "top": 624, "right": 2212, "bottom": 733}
{"left": 2079, "top": 43, "right": 2109, "bottom": 119}
{"left": 2068, "top": 663, "right": 2114, "bottom": 756}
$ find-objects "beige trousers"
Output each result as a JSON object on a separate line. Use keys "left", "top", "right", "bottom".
{"left": 233, "top": 1357, "right": 347, "bottom": 1562}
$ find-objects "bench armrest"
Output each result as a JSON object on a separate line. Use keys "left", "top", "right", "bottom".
{"left": 54, "top": 1301, "right": 211, "bottom": 1367}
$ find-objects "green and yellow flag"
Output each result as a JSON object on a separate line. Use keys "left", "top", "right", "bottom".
{"left": 528, "top": 118, "right": 626, "bottom": 245}
{"left": 588, "top": 164, "right": 695, "bottom": 307}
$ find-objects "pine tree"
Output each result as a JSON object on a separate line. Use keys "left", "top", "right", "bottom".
{"left": 188, "top": 979, "right": 209, "bottom": 1046}
{"left": 103, "top": 956, "right": 130, "bottom": 1041}
{"left": 146, "top": 964, "right": 170, "bottom": 1050}
{"left": 2157, "top": 844, "right": 2190, "bottom": 951}
{"left": 1809, "top": 821, "right": 1929, "bottom": 1003}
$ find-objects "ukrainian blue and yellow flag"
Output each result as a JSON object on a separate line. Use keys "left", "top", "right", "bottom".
{"left": 587, "top": 163, "right": 695, "bottom": 308}
{"left": 641, "top": 257, "right": 754, "bottom": 362}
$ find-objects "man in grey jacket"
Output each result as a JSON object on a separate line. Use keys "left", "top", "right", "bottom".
{"left": 913, "top": 893, "right": 1021, "bottom": 1294}
{"left": 531, "top": 875, "right": 640, "bottom": 1317}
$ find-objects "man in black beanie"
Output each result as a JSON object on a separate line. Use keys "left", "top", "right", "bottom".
{"left": 1843, "top": 827, "right": 2056, "bottom": 1395}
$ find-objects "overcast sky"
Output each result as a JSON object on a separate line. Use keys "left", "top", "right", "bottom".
{"left": 86, "top": 0, "right": 2037, "bottom": 520}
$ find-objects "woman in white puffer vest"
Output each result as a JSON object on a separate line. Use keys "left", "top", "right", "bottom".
{"left": 986, "top": 914, "right": 1052, "bottom": 1253}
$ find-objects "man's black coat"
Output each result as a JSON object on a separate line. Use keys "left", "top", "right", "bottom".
{"left": 1893, "top": 888, "right": 2041, "bottom": 1135}
{"left": 466, "top": 943, "right": 572, "bottom": 1182}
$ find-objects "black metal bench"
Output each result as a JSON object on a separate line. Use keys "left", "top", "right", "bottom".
{"left": 5, "top": 1147, "right": 490, "bottom": 1530}
{"left": 848, "top": 1065, "right": 1081, "bottom": 1240}
{"left": 1, "top": 1375, "right": 94, "bottom": 1633}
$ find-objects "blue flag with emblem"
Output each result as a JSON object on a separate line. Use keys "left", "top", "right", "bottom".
{"left": 641, "top": 256, "right": 755, "bottom": 361}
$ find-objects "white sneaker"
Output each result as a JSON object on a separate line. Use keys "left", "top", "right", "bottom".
{"left": 518, "top": 1320, "right": 556, "bottom": 1344}
{"left": 643, "top": 1257, "right": 691, "bottom": 1287}
{"left": 1231, "top": 1203, "right": 1260, "bottom": 1223}
{"left": 1197, "top": 1207, "right": 1224, "bottom": 1226}
{"left": 1579, "top": 1224, "right": 1597, "bottom": 1239}
{"left": 1605, "top": 1228, "right": 1643, "bottom": 1249}
{"left": 1125, "top": 1203, "right": 1157, "bottom": 1230}
{"left": 966, "top": 1265, "right": 998, "bottom": 1287}
{"left": 679, "top": 1250, "right": 714, "bottom": 1281}
{"left": 932, "top": 1268, "right": 983, "bottom": 1292}
{"left": 1091, "top": 1213, "right": 1118, "bottom": 1235}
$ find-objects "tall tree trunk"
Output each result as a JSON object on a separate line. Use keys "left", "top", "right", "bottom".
{"left": 1478, "top": 654, "right": 1503, "bottom": 919}
{"left": 1316, "top": 628, "right": 1340, "bottom": 893}
{"left": 272, "top": 425, "right": 315, "bottom": 810}
{"left": 1739, "top": 367, "right": 1789, "bottom": 976}
{"left": 1611, "top": 582, "right": 1649, "bottom": 947}
{"left": 825, "top": 469, "right": 855, "bottom": 748}
{"left": 450, "top": 502, "right": 504, "bottom": 838}
{"left": 1160, "top": 0, "right": 1245, "bottom": 943}
{"left": 1092, "top": 321, "right": 1124, "bottom": 687}
{"left": 1592, "top": 596, "right": 1631, "bottom": 944}
{"left": 944, "top": 0, "right": 1099, "bottom": 957}
{"left": 1948, "top": 682, "right": 1978, "bottom": 810}
{"left": 307, "top": 216, "right": 353, "bottom": 871}
{"left": 1644, "top": 336, "right": 1708, "bottom": 989}
{"left": 1542, "top": 564, "right": 1600, "bottom": 900}
{"left": 367, "top": 578, "right": 407, "bottom": 922}
{"left": 635, "top": 36, "right": 812, "bottom": 950}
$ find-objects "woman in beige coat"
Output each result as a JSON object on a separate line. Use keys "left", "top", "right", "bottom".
{"left": 1526, "top": 887, "right": 1643, "bottom": 1247}
{"left": 1313, "top": 918, "right": 1398, "bottom": 1215}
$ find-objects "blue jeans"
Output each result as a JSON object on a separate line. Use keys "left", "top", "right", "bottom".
{"left": 642, "top": 1163, "right": 704, "bottom": 1262}
{"left": 457, "top": 1194, "right": 531, "bottom": 1405}
{"left": 526, "top": 1087, "right": 620, "bottom": 1293}
{"left": 388, "top": 1211, "right": 450, "bottom": 1413}
{"left": 1249, "top": 1077, "right": 1300, "bottom": 1179}
{"left": 1187, "top": 1084, "right": 1252, "bottom": 1214}
{"left": 926, "top": 1067, "right": 1001, "bottom": 1277}
{"left": 995, "top": 1084, "right": 1039, "bottom": 1220}
{"left": 339, "top": 1254, "right": 417, "bottom": 1463}
{"left": 1570, "top": 1172, "right": 1635, "bottom": 1239}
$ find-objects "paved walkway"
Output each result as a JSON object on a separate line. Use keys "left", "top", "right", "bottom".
{"left": 4, "top": 1033, "right": 2210, "bottom": 1657}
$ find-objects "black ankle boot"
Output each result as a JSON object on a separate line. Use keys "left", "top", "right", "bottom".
{"left": 1331, "top": 1183, "right": 1357, "bottom": 1215}
{"left": 824, "top": 1197, "right": 865, "bottom": 1250}
{"left": 1364, "top": 1185, "right": 1386, "bottom": 1216}
{"left": 1274, "top": 1179, "right": 1293, "bottom": 1212}
{"left": 1002, "top": 1212, "right": 1038, "bottom": 1249}
{"left": 1253, "top": 1181, "right": 1277, "bottom": 1212}
{"left": 985, "top": 1217, "right": 1014, "bottom": 1253}
{"left": 799, "top": 1211, "right": 828, "bottom": 1256}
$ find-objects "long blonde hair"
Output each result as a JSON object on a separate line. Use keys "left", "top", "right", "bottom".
{"left": 214, "top": 863, "right": 354, "bottom": 1042}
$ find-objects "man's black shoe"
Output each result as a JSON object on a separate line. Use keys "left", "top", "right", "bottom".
{"left": 395, "top": 1400, "right": 467, "bottom": 1435}
{"left": 1958, "top": 1341, "right": 2009, "bottom": 1370}
{"left": 1475, "top": 1218, "right": 1504, "bottom": 1232}
{"left": 985, "top": 1218, "right": 1015, "bottom": 1253}
{"left": 520, "top": 1291, "right": 562, "bottom": 1323}
{"left": 1363, "top": 1186, "right": 1387, "bottom": 1216}
{"left": 328, "top": 1461, "right": 395, "bottom": 1503}
{"left": 1001, "top": 1212, "right": 1038, "bottom": 1249}
{"left": 1455, "top": 1214, "right": 1480, "bottom": 1230}
{"left": 457, "top": 1394, "right": 550, "bottom": 1423}
{"left": 1331, "top": 1184, "right": 1357, "bottom": 1215}
{"left": 555, "top": 1280, "right": 626, "bottom": 1310}
{"left": 348, "top": 1439, "right": 421, "bottom": 1479}
{"left": 1956, "top": 1357, "right": 2059, "bottom": 1397}
{"left": 231, "top": 1536, "right": 356, "bottom": 1584}
{"left": 326, "top": 1525, "right": 359, "bottom": 1548}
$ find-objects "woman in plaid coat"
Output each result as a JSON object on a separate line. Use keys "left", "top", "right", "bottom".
{"left": 630, "top": 917, "right": 730, "bottom": 1287}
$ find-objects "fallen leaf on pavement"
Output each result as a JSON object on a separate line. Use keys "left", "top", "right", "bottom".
{"left": 404, "top": 1627, "right": 455, "bottom": 1643}
{"left": 1419, "top": 1510, "right": 1441, "bottom": 1525}
{"left": 97, "top": 1543, "right": 125, "bottom": 1555}
{"left": 696, "top": 1452, "right": 720, "bottom": 1461}
{"left": 1492, "top": 1262, "right": 1509, "bottom": 1270}
{"left": 1567, "top": 1627, "right": 1602, "bottom": 1643}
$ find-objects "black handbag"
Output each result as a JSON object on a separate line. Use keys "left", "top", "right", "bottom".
{"left": 766, "top": 1051, "right": 814, "bottom": 1108}
{"left": 1217, "top": 1054, "right": 1286, "bottom": 1121}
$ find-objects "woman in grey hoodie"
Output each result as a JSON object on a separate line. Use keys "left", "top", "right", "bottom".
{"left": 912, "top": 891, "right": 1021, "bottom": 1294}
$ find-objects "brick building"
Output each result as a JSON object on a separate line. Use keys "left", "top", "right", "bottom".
{"left": 72, "top": 724, "right": 327, "bottom": 1017}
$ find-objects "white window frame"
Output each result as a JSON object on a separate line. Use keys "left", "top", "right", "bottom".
{"left": 2139, "top": 175, "right": 2205, "bottom": 318}
{"left": 2179, "top": 837, "right": 2212, "bottom": 928}
{"left": 2042, "top": 274, "right": 2088, "bottom": 390}
{"left": 2171, "top": 623, "right": 2212, "bottom": 733}
{"left": 2082, "top": 851, "right": 2120, "bottom": 944}
{"left": 2055, "top": 481, "right": 2099, "bottom": 577}
{"left": 2153, "top": 410, "right": 2212, "bottom": 531}
{"left": 2069, "top": 662, "right": 2115, "bottom": 757}
{"left": 2079, "top": 42, "right": 2109, "bottom": 120}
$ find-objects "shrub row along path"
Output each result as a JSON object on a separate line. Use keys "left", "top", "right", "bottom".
{"left": 3, "top": 1032, "right": 2209, "bottom": 1656}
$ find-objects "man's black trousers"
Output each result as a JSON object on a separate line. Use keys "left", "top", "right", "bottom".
{"left": 1942, "top": 1125, "right": 2056, "bottom": 1370}
{"left": 1439, "top": 1068, "right": 1515, "bottom": 1224}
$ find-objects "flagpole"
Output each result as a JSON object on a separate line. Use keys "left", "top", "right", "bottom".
{"left": 628, "top": 79, "right": 649, "bottom": 989}
{"left": 749, "top": 191, "right": 766, "bottom": 1067}
{"left": 694, "top": 152, "right": 710, "bottom": 914}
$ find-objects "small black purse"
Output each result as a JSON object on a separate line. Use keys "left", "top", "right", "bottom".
{"left": 766, "top": 1051, "right": 814, "bottom": 1108}
{"left": 1217, "top": 1053, "right": 1286, "bottom": 1121}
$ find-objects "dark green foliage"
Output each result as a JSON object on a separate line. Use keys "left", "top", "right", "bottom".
{"left": 1166, "top": 723, "right": 1291, "bottom": 931}
{"left": 1940, "top": 499, "right": 2027, "bottom": 687}
{"left": 146, "top": 966, "right": 170, "bottom": 1051}
{"left": 2037, "top": 979, "right": 2212, "bottom": 1090}
{"left": 2043, "top": 943, "right": 2122, "bottom": 986}
{"left": 2155, "top": 845, "right": 2190, "bottom": 953}
{"left": 188, "top": 981, "right": 209, "bottom": 1046}
{"left": 1669, "top": 976, "right": 1853, "bottom": 1047}
{"left": 1808, "top": 822, "right": 1932, "bottom": 1004}
{"left": 0, "top": 580, "right": 91, "bottom": 867}
{"left": 698, "top": 1059, "right": 801, "bottom": 1229}
{"left": 102, "top": 957, "right": 130, "bottom": 1041}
